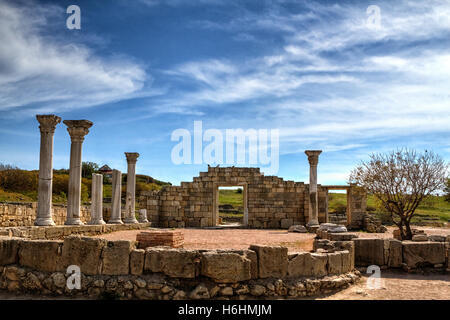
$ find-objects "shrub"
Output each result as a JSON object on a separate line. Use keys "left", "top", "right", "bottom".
{"left": 0, "top": 169, "right": 38, "bottom": 192}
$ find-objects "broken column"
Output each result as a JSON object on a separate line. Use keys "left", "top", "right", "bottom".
{"left": 305, "top": 150, "right": 322, "bottom": 226}
{"left": 88, "top": 173, "right": 105, "bottom": 225}
{"left": 35, "top": 114, "right": 61, "bottom": 226}
{"left": 63, "top": 120, "right": 93, "bottom": 225}
{"left": 124, "top": 152, "right": 139, "bottom": 224}
{"left": 138, "top": 209, "right": 148, "bottom": 223}
{"left": 108, "top": 169, "right": 123, "bottom": 224}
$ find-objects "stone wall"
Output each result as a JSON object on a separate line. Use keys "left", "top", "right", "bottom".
{"left": 138, "top": 167, "right": 328, "bottom": 229}
{"left": 0, "top": 238, "right": 359, "bottom": 299}
{"left": 0, "top": 202, "right": 112, "bottom": 227}
{"left": 315, "top": 238, "right": 450, "bottom": 272}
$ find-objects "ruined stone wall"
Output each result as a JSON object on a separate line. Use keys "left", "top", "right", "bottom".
{"left": 0, "top": 202, "right": 92, "bottom": 227}
{"left": 0, "top": 238, "right": 358, "bottom": 299}
{"left": 138, "top": 167, "right": 329, "bottom": 229}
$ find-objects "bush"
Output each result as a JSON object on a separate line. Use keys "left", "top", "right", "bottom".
{"left": 0, "top": 169, "right": 38, "bottom": 192}
{"left": 331, "top": 203, "right": 347, "bottom": 215}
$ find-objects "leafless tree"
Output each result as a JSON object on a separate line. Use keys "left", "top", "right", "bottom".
{"left": 349, "top": 149, "right": 448, "bottom": 240}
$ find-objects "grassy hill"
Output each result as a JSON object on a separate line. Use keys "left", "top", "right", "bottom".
{"left": 329, "top": 192, "right": 450, "bottom": 224}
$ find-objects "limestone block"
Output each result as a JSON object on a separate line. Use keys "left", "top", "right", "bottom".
{"left": 402, "top": 242, "right": 446, "bottom": 268}
{"left": 387, "top": 239, "right": 403, "bottom": 268}
{"left": 288, "top": 225, "right": 307, "bottom": 233}
{"left": 144, "top": 248, "right": 200, "bottom": 278}
{"left": 327, "top": 252, "right": 343, "bottom": 275}
{"left": 353, "top": 239, "right": 385, "bottom": 267}
{"left": 19, "top": 240, "right": 63, "bottom": 272}
{"left": 280, "top": 218, "right": 293, "bottom": 229}
{"left": 101, "top": 240, "right": 135, "bottom": 275}
{"left": 327, "top": 233, "right": 357, "bottom": 241}
{"left": 0, "top": 238, "right": 21, "bottom": 265}
{"left": 249, "top": 245, "right": 288, "bottom": 278}
{"left": 61, "top": 236, "right": 107, "bottom": 275}
{"left": 411, "top": 234, "right": 428, "bottom": 242}
{"left": 200, "top": 250, "right": 252, "bottom": 283}
{"left": 130, "top": 249, "right": 145, "bottom": 275}
{"left": 288, "top": 251, "right": 327, "bottom": 277}
{"left": 340, "top": 250, "right": 351, "bottom": 273}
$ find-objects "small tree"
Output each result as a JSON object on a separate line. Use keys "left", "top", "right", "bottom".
{"left": 81, "top": 162, "right": 99, "bottom": 178}
{"left": 349, "top": 149, "right": 448, "bottom": 240}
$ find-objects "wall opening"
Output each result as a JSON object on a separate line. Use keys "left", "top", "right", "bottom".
{"left": 213, "top": 184, "right": 248, "bottom": 227}
{"left": 327, "top": 189, "right": 349, "bottom": 226}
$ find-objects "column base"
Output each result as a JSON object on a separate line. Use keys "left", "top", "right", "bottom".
{"left": 138, "top": 219, "right": 149, "bottom": 223}
{"left": 65, "top": 218, "right": 84, "bottom": 226}
{"left": 34, "top": 218, "right": 55, "bottom": 226}
{"left": 107, "top": 219, "right": 124, "bottom": 224}
{"left": 88, "top": 220, "right": 106, "bottom": 225}
{"left": 123, "top": 218, "right": 138, "bottom": 224}
{"left": 307, "top": 221, "right": 319, "bottom": 227}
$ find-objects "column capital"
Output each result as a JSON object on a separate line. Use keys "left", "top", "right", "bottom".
{"left": 63, "top": 120, "right": 93, "bottom": 142}
{"left": 305, "top": 150, "right": 322, "bottom": 166}
{"left": 125, "top": 152, "right": 140, "bottom": 164}
{"left": 36, "top": 114, "right": 61, "bottom": 134}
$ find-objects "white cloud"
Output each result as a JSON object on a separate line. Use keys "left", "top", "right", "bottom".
{"left": 0, "top": 0, "right": 152, "bottom": 115}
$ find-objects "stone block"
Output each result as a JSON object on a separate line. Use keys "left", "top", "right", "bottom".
{"left": 353, "top": 239, "right": 385, "bottom": 267}
{"left": 200, "top": 250, "right": 252, "bottom": 283}
{"left": 249, "top": 245, "right": 288, "bottom": 278}
{"left": 144, "top": 248, "right": 200, "bottom": 278}
{"left": 288, "top": 252, "right": 328, "bottom": 277}
{"left": 327, "top": 252, "right": 343, "bottom": 275}
{"left": 18, "top": 240, "right": 63, "bottom": 272}
{"left": 0, "top": 238, "right": 21, "bottom": 265}
{"left": 101, "top": 240, "right": 135, "bottom": 275}
{"left": 61, "top": 236, "right": 107, "bottom": 275}
{"left": 280, "top": 218, "right": 293, "bottom": 229}
{"left": 402, "top": 241, "right": 446, "bottom": 268}
{"left": 327, "top": 233, "right": 357, "bottom": 241}
{"left": 340, "top": 250, "right": 351, "bottom": 273}
{"left": 387, "top": 239, "right": 402, "bottom": 268}
{"left": 130, "top": 249, "right": 145, "bottom": 275}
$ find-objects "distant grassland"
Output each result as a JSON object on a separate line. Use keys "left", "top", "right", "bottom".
{"left": 218, "top": 189, "right": 244, "bottom": 207}
{"left": 329, "top": 192, "right": 450, "bottom": 223}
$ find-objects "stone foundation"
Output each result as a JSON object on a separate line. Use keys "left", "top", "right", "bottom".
{"left": 0, "top": 237, "right": 359, "bottom": 299}
{"left": 136, "top": 230, "right": 184, "bottom": 248}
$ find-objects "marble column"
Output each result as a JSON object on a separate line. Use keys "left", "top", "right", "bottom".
{"left": 138, "top": 209, "right": 148, "bottom": 223}
{"left": 35, "top": 115, "right": 61, "bottom": 226}
{"left": 63, "top": 120, "right": 93, "bottom": 225}
{"left": 305, "top": 150, "right": 322, "bottom": 226}
{"left": 124, "top": 152, "right": 139, "bottom": 224}
{"left": 108, "top": 169, "right": 123, "bottom": 224}
{"left": 88, "top": 173, "right": 105, "bottom": 225}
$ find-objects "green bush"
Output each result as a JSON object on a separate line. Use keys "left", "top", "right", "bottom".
{"left": 0, "top": 169, "right": 38, "bottom": 192}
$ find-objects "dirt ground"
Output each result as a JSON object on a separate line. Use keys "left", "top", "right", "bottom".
{"left": 94, "top": 225, "right": 450, "bottom": 253}
{"left": 319, "top": 270, "right": 450, "bottom": 300}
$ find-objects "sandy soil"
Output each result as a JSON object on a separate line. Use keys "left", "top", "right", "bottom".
{"left": 319, "top": 270, "right": 450, "bottom": 300}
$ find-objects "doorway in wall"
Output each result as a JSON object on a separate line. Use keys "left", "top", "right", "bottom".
{"left": 215, "top": 185, "right": 247, "bottom": 226}
{"left": 327, "top": 188, "right": 349, "bottom": 225}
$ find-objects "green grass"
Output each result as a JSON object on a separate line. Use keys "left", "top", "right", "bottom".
{"left": 328, "top": 192, "right": 450, "bottom": 224}
{"left": 218, "top": 189, "right": 244, "bottom": 207}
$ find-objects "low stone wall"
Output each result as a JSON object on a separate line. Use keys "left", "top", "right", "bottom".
{"left": 316, "top": 238, "right": 449, "bottom": 272}
{"left": 0, "top": 202, "right": 111, "bottom": 227}
{"left": 0, "top": 223, "right": 151, "bottom": 240}
{"left": 0, "top": 237, "right": 359, "bottom": 299}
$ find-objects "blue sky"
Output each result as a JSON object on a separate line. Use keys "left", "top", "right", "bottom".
{"left": 0, "top": 0, "right": 449, "bottom": 185}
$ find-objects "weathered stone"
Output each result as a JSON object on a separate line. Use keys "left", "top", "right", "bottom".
{"left": 61, "top": 236, "right": 107, "bottom": 275}
{"left": 288, "top": 252, "right": 328, "bottom": 277}
{"left": 23, "top": 272, "right": 42, "bottom": 290}
{"left": 51, "top": 272, "right": 66, "bottom": 289}
{"left": 428, "top": 235, "right": 446, "bottom": 242}
{"left": 19, "top": 240, "right": 63, "bottom": 272}
{"left": 340, "top": 250, "right": 351, "bottom": 273}
{"left": 250, "top": 284, "right": 266, "bottom": 296}
{"left": 130, "top": 249, "right": 145, "bottom": 275}
{"left": 0, "top": 238, "right": 21, "bottom": 265}
{"left": 327, "top": 233, "right": 357, "bottom": 241}
{"left": 201, "top": 250, "right": 252, "bottom": 283}
{"left": 412, "top": 234, "right": 428, "bottom": 242}
{"left": 402, "top": 242, "right": 446, "bottom": 268}
{"left": 280, "top": 218, "right": 293, "bottom": 229}
{"left": 221, "top": 287, "right": 233, "bottom": 296}
{"left": 249, "top": 245, "right": 288, "bottom": 278}
{"left": 144, "top": 247, "right": 200, "bottom": 278}
{"left": 328, "top": 226, "right": 347, "bottom": 233}
{"left": 102, "top": 240, "right": 135, "bottom": 275}
{"left": 387, "top": 239, "right": 402, "bottom": 268}
{"left": 189, "top": 283, "right": 210, "bottom": 299}
{"left": 353, "top": 239, "right": 385, "bottom": 266}
{"left": 288, "top": 225, "right": 307, "bottom": 233}
{"left": 134, "top": 278, "right": 146, "bottom": 288}
{"left": 4, "top": 266, "right": 25, "bottom": 281}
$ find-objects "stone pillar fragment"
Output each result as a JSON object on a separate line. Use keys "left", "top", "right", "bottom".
{"left": 88, "top": 173, "right": 105, "bottom": 225}
{"left": 305, "top": 150, "right": 322, "bottom": 226}
{"left": 35, "top": 114, "right": 61, "bottom": 226}
{"left": 124, "top": 152, "right": 139, "bottom": 224}
{"left": 138, "top": 209, "right": 148, "bottom": 223}
{"left": 108, "top": 169, "right": 123, "bottom": 224}
{"left": 63, "top": 120, "right": 93, "bottom": 225}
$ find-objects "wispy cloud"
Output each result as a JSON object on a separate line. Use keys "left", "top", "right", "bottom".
{"left": 0, "top": 0, "right": 153, "bottom": 116}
